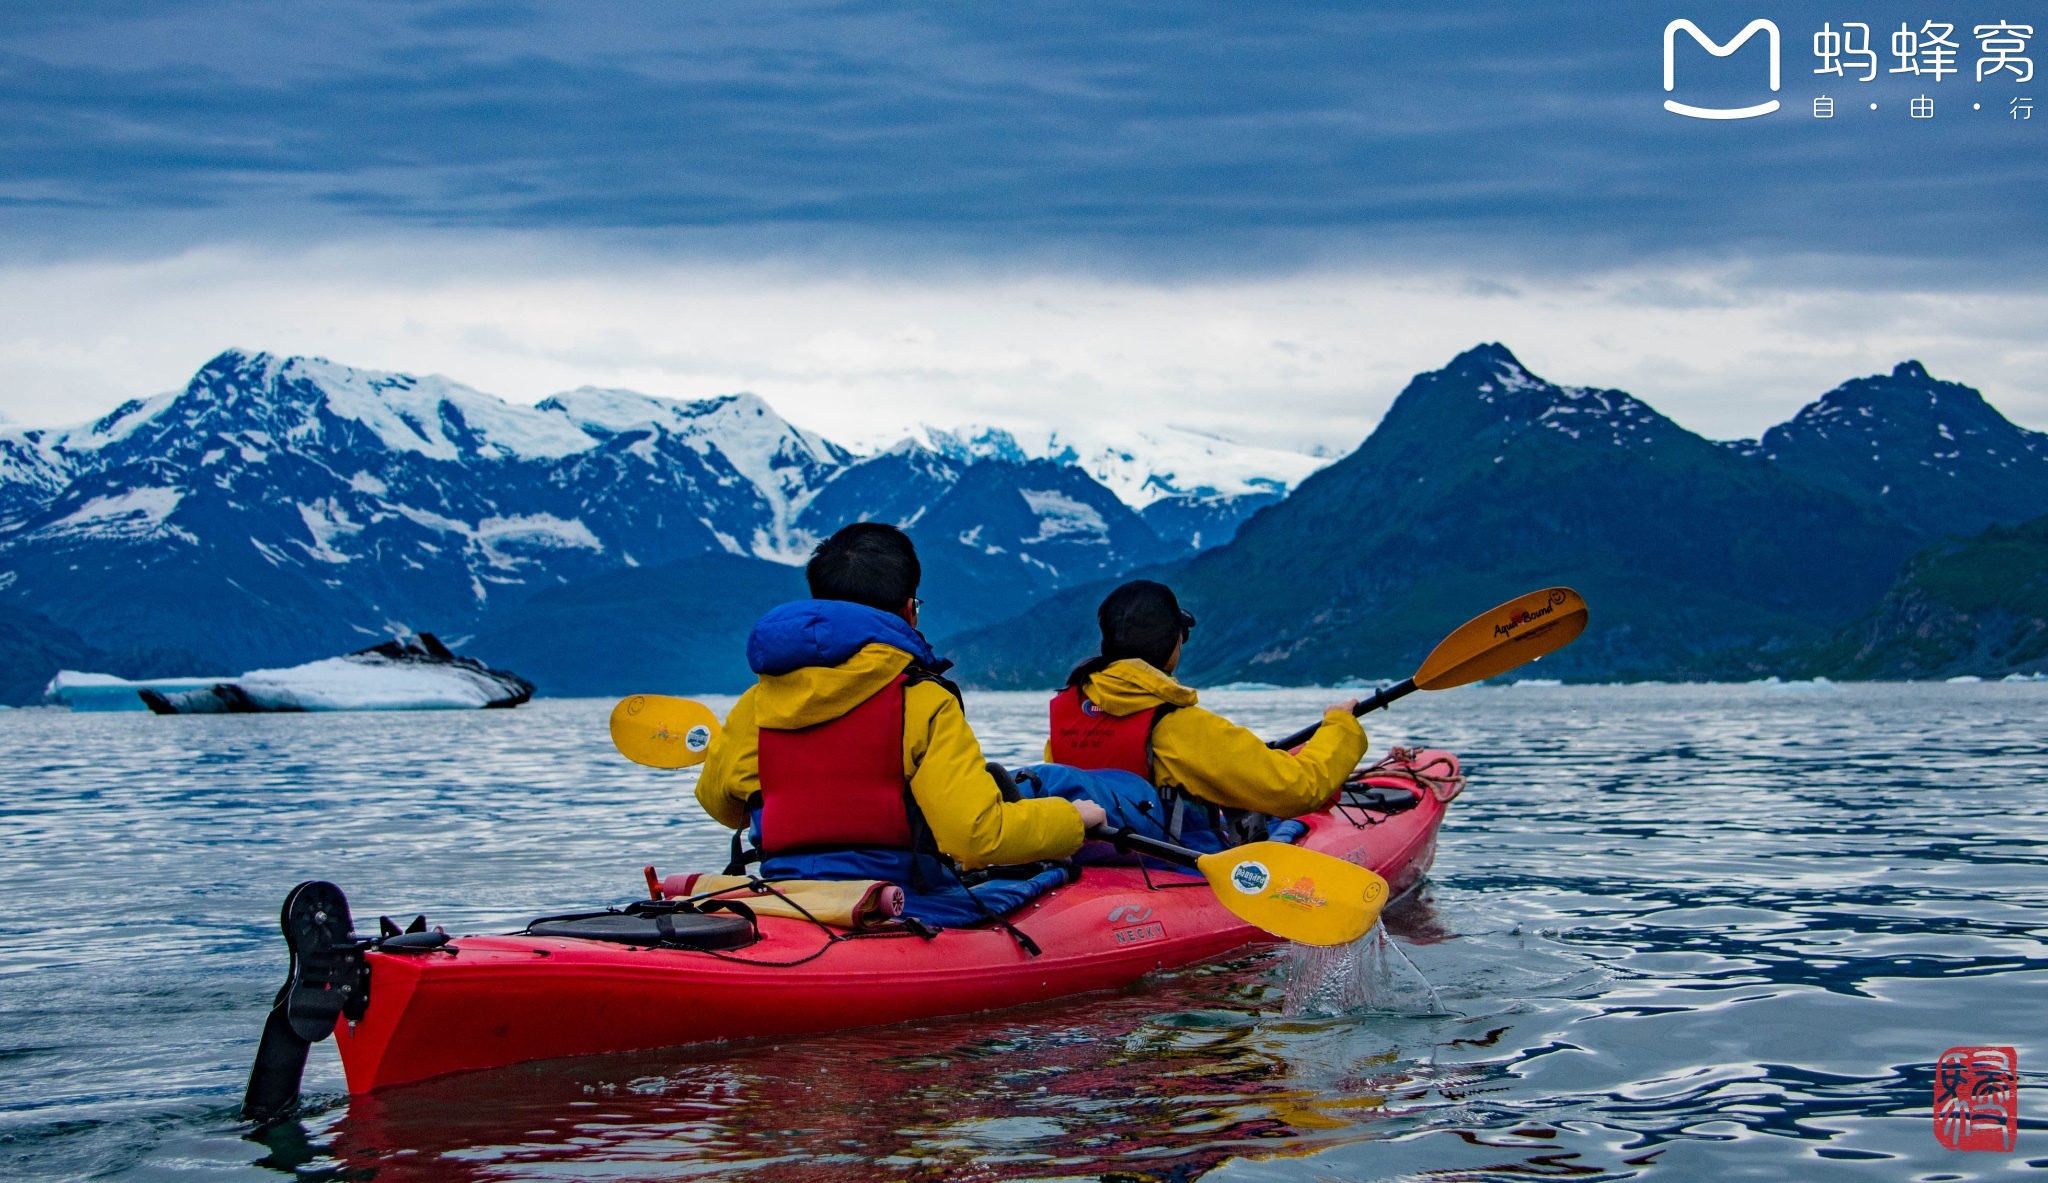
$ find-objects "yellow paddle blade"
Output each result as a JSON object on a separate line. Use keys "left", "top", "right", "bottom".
{"left": 1194, "top": 842, "right": 1390, "bottom": 947}
{"left": 1413, "top": 586, "right": 1589, "bottom": 691}
{"left": 609, "top": 695, "right": 721, "bottom": 769}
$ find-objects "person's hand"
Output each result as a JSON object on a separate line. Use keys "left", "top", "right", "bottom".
{"left": 1073, "top": 800, "right": 1108, "bottom": 830}
{"left": 1326, "top": 699, "right": 1359, "bottom": 716}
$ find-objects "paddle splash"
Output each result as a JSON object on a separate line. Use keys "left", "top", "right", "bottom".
{"left": 1282, "top": 922, "right": 1446, "bottom": 1018}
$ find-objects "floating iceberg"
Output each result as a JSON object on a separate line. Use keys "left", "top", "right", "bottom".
{"left": 1207, "top": 681, "right": 1284, "bottom": 692}
{"left": 1944, "top": 675, "right": 1984, "bottom": 684}
{"left": 45, "top": 636, "right": 533, "bottom": 713}
{"left": 45, "top": 672, "right": 223, "bottom": 712}
{"left": 2002, "top": 672, "right": 2048, "bottom": 683}
{"left": 1511, "top": 678, "right": 1563, "bottom": 688}
{"left": 1756, "top": 676, "right": 1842, "bottom": 692}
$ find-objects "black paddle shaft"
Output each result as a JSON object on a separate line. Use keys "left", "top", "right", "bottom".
{"left": 1086, "top": 825, "right": 1203, "bottom": 869}
{"left": 1266, "top": 677, "right": 1418, "bottom": 751}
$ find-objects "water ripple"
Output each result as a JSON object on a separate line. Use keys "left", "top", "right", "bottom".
{"left": 0, "top": 683, "right": 2042, "bottom": 1180}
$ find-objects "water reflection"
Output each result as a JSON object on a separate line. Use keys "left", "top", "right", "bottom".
{"left": 312, "top": 955, "right": 1433, "bottom": 1182}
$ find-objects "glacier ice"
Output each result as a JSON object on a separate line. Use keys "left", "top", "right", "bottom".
{"left": 46, "top": 636, "right": 532, "bottom": 713}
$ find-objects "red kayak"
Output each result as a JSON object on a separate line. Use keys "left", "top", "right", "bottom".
{"left": 327, "top": 750, "right": 1461, "bottom": 1093}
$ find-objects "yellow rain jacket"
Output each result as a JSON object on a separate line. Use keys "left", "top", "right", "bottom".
{"left": 1048, "top": 658, "right": 1366, "bottom": 818}
{"left": 697, "top": 642, "right": 1085, "bottom": 870}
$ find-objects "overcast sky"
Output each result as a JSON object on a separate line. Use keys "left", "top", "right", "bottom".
{"left": 2, "top": 0, "right": 2042, "bottom": 450}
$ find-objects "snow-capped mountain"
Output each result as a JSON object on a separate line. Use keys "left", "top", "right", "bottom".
{"left": 0, "top": 432, "right": 71, "bottom": 530}
{"left": 1054, "top": 427, "right": 1327, "bottom": 509}
{"left": 796, "top": 441, "right": 962, "bottom": 537}
{"left": 913, "top": 426, "right": 1037, "bottom": 467}
{"left": 904, "top": 458, "right": 1181, "bottom": 640}
{"left": 885, "top": 421, "right": 1328, "bottom": 550}
{"left": 0, "top": 353, "right": 848, "bottom": 562}
{"left": 898, "top": 421, "right": 1325, "bottom": 507}
{"left": 0, "top": 351, "right": 862, "bottom": 668}
{"left": 541, "top": 385, "right": 850, "bottom": 562}
{"left": 1057, "top": 428, "right": 1323, "bottom": 549}
{"left": 0, "top": 349, "right": 1214, "bottom": 672}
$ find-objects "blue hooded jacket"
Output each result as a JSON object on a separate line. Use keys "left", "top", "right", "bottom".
{"left": 746, "top": 599, "right": 940, "bottom": 675}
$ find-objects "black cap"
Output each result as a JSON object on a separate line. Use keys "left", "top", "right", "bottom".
{"left": 1097, "top": 580, "right": 1195, "bottom": 670}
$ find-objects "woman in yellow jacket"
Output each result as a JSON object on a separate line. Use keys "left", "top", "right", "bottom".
{"left": 1046, "top": 581, "right": 1364, "bottom": 836}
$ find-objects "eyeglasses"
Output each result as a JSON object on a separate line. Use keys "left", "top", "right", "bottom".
{"left": 912, "top": 598, "right": 925, "bottom": 611}
{"left": 1179, "top": 608, "right": 1197, "bottom": 635}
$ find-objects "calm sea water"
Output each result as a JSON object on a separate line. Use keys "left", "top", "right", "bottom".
{"left": 1, "top": 683, "right": 2043, "bottom": 1181}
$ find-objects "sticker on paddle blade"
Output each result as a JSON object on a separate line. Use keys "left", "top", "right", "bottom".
{"left": 1229, "top": 860, "right": 1271, "bottom": 894}
{"left": 609, "top": 695, "right": 722, "bottom": 769}
{"left": 1268, "top": 875, "right": 1329, "bottom": 910}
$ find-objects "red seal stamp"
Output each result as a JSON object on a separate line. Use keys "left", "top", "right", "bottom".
{"left": 1933, "top": 1046, "right": 2018, "bottom": 1152}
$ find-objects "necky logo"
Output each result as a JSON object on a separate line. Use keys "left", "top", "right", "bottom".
{"left": 1106, "top": 904, "right": 1154, "bottom": 924}
{"left": 1665, "top": 19, "right": 1782, "bottom": 119}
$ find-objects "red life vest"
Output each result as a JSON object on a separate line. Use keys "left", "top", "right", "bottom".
{"left": 756, "top": 674, "right": 915, "bottom": 854}
{"left": 1047, "top": 684, "right": 1161, "bottom": 780}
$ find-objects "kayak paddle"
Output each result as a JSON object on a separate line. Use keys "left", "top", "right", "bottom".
{"left": 1090, "top": 826, "right": 1389, "bottom": 946}
{"left": 610, "top": 694, "right": 722, "bottom": 769}
{"left": 1268, "top": 585, "right": 1589, "bottom": 750}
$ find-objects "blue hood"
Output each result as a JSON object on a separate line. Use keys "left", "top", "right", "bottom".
{"left": 747, "top": 599, "right": 940, "bottom": 676}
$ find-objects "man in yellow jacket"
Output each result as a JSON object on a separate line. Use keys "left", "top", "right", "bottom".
{"left": 1045, "top": 580, "right": 1364, "bottom": 844}
{"left": 697, "top": 523, "right": 1105, "bottom": 926}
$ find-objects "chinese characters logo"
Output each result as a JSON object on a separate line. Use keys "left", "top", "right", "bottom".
{"left": 1670, "top": 15, "right": 2036, "bottom": 120}
{"left": 1933, "top": 1046, "right": 2018, "bottom": 1152}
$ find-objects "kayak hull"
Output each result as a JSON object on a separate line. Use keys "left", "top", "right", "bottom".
{"left": 334, "top": 750, "right": 1455, "bottom": 1092}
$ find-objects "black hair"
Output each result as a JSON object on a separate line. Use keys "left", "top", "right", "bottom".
{"left": 806, "top": 522, "right": 921, "bottom": 613}
{"left": 1066, "top": 580, "right": 1196, "bottom": 686}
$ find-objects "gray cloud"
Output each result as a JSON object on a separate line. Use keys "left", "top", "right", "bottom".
{"left": 0, "top": 0, "right": 2038, "bottom": 281}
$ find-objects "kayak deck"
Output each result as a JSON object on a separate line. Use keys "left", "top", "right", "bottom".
{"left": 334, "top": 751, "right": 1455, "bottom": 1092}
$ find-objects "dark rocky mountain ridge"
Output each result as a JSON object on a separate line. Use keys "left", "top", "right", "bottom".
{"left": 0, "top": 603, "right": 222, "bottom": 706}
{"left": 1730, "top": 361, "right": 2048, "bottom": 539}
{"left": 947, "top": 346, "right": 2048, "bottom": 687}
